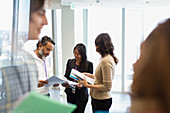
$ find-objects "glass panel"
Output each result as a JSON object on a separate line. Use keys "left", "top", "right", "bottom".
{"left": 124, "top": 8, "right": 143, "bottom": 92}
{"left": 124, "top": 7, "right": 170, "bottom": 92}
{"left": 14, "top": 0, "right": 30, "bottom": 65}
{"left": 88, "top": 7, "right": 122, "bottom": 92}
{"left": 74, "top": 8, "right": 84, "bottom": 44}
{"left": 0, "top": 0, "right": 13, "bottom": 67}
{"left": 56, "top": 9, "right": 62, "bottom": 77}
{"left": 144, "top": 7, "right": 170, "bottom": 39}
{"left": 0, "top": 0, "right": 30, "bottom": 107}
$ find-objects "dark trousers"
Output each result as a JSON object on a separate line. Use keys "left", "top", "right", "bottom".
{"left": 91, "top": 97, "right": 112, "bottom": 113}
{"left": 67, "top": 93, "right": 88, "bottom": 113}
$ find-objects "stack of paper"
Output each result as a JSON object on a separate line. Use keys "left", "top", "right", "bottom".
{"left": 44, "top": 76, "right": 66, "bottom": 87}
{"left": 70, "top": 69, "right": 94, "bottom": 84}
{"left": 44, "top": 76, "right": 78, "bottom": 87}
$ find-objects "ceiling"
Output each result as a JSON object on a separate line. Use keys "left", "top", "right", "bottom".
{"left": 46, "top": 0, "right": 170, "bottom": 9}
{"left": 62, "top": 0, "right": 170, "bottom": 7}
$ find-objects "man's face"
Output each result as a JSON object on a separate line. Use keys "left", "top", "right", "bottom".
{"left": 39, "top": 42, "right": 54, "bottom": 59}
{"left": 29, "top": 4, "right": 48, "bottom": 40}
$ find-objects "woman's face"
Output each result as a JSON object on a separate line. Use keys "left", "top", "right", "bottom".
{"left": 74, "top": 48, "right": 82, "bottom": 62}
{"left": 29, "top": 4, "right": 48, "bottom": 40}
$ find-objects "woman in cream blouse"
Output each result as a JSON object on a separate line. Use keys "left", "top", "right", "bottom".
{"left": 80, "top": 33, "right": 118, "bottom": 113}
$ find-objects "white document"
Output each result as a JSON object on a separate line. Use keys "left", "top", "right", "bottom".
{"left": 44, "top": 76, "right": 66, "bottom": 87}
{"left": 70, "top": 69, "right": 95, "bottom": 84}
{"left": 44, "top": 76, "right": 79, "bottom": 87}
{"left": 66, "top": 80, "right": 79, "bottom": 85}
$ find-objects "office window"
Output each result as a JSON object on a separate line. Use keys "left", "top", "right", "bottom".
{"left": 124, "top": 8, "right": 143, "bottom": 92}
{"left": 0, "top": 0, "right": 13, "bottom": 67}
{"left": 0, "top": 0, "right": 31, "bottom": 101}
{"left": 74, "top": 8, "right": 84, "bottom": 44}
{"left": 0, "top": 0, "right": 13, "bottom": 99}
{"left": 124, "top": 7, "right": 170, "bottom": 92}
{"left": 143, "top": 7, "right": 170, "bottom": 39}
{"left": 56, "top": 9, "right": 62, "bottom": 77}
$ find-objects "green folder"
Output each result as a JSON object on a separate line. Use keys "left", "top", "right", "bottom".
{"left": 12, "top": 91, "right": 76, "bottom": 113}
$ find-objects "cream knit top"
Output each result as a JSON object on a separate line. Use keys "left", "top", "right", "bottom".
{"left": 90, "top": 54, "right": 116, "bottom": 100}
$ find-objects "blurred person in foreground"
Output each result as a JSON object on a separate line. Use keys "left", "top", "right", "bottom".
{"left": 0, "top": 0, "right": 48, "bottom": 112}
{"left": 79, "top": 33, "right": 118, "bottom": 113}
{"left": 130, "top": 18, "right": 170, "bottom": 113}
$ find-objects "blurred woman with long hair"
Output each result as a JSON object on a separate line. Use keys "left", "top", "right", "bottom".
{"left": 130, "top": 18, "right": 170, "bottom": 113}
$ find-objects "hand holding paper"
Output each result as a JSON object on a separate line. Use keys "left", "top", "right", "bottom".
{"left": 79, "top": 77, "right": 88, "bottom": 87}
{"left": 38, "top": 80, "right": 48, "bottom": 87}
{"left": 70, "top": 69, "right": 94, "bottom": 84}
{"left": 44, "top": 76, "right": 66, "bottom": 87}
{"left": 83, "top": 72, "right": 94, "bottom": 79}
{"left": 44, "top": 76, "right": 79, "bottom": 87}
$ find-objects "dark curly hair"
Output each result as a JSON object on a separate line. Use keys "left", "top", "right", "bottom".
{"left": 36, "top": 35, "right": 55, "bottom": 49}
{"left": 95, "top": 33, "right": 118, "bottom": 64}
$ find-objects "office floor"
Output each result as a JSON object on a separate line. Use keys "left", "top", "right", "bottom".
{"left": 49, "top": 87, "right": 131, "bottom": 113}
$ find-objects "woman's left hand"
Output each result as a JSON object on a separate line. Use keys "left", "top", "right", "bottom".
{"left": 79, "top": 77, "right": 88, "bottom": 87}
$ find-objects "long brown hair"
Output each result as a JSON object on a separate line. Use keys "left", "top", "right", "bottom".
{"left": 131, "top": 18, "right": 170, "bottom": 112}
{"left": 95, "top": 33, "right": 118, "bottom": 64}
